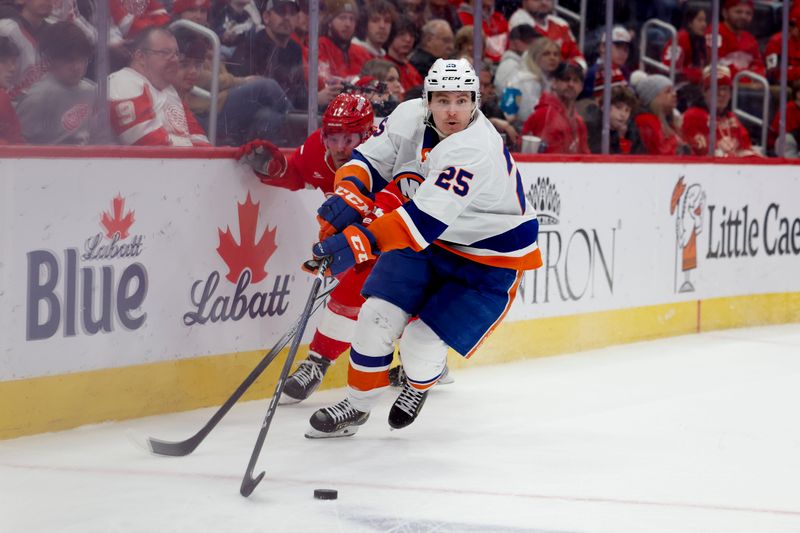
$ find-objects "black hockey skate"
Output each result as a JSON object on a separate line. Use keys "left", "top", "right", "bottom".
{"left": 280, "top": 353, "right": 331, "bottom": 404}
{"left": 388, "top": 382, "right": 428, "bottom": 429}
{"left": 388, "top": 364, "right": 454, "bottom": 387}
{"left": 305, "top": 398, "right": 370, "bottom": 438}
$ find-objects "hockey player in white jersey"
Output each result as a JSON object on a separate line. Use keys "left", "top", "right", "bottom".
{"left": 305, "top": 58, "right": 543, "bottom": 438}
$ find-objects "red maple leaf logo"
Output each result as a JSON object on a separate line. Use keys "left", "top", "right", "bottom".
{"left": 217, "top": 193, "right": 277, "bottom": 284}
{"left": 101, "top": 194, "right": 135, "bottom": 239}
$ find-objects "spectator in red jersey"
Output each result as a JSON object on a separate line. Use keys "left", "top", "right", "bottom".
{"left": 385, "top": 16, "right": 423, "bottom": 92}
{"left": 353, "top": 0, "right": 396, "bottom": 58}
{"left": 632, "top": 72, "right": 689, "bottom": 155}
{"left": 172, "top": 0, "right": 210, "bottom": 26}
{"left": 0, "top": 0, "right": 53, "bottom": 101}
{"left": 710, "top": 0, "right": 765, "bottom": 79}
{"left": 318, "top": 0, "right": 372, "bottom": 89}
{"left": 682, "top": 65, "right": 757, "bottom": 157}
{"left": 579, "top": 25, "right": 631, "bottom": 100}
{"left": 425, "top": 0, "right": 461, "bottom": 34}
{"left": 409, "top": 20, "right": 454, "bottom": 79}
{"left": 457, "top": 0, "right": 510, "bottom": 63}
{"left": 765, "top": 3, "right": 800, "bottom": 85}
{"left": 662, "top": 5, "right": 709, "bottom": 86}
{"left": 0, "top": 36, "right": 24, "bottom": 143}
{"left": 109, "top": 0, "right": 170, "bottom": 43}
{"left": 522, "top": 60, "right": 589, "bottom": 154}
{"left": 16, "top": 21, "right": 96, "bottom": 145}
{"left": 108, "top": 27, "right": 208, "bottom": 146}
{"left": 508, "top": 0, "right": 584, "bottom": 69}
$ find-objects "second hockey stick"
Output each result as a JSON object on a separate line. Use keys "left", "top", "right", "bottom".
{"left": 145, "top": 280, "right": 337, "bottom": 457}
{"left": 240, "top": 257, "right": 331, "bottom": 497}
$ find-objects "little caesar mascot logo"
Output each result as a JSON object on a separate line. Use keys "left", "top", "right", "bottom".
{"left": 183, "top": 193, "right": 292, "bottom": 325}
{"left": 26, "top": 194, "right": 148, "bottom": 340}
{"left": 670, "top": 177, "right": 706, "bottom": 293}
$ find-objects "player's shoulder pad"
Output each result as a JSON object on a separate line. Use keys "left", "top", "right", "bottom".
{"left": 379, "top": 98, "right": 426, "bottom": 139}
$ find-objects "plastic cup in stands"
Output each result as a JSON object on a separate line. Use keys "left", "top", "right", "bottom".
{"left": 521, "top": 135, "right": 541, "bottom": 154}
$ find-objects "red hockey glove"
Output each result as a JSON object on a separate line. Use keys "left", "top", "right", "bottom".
{"left": 236, "top": 139, "right": 288, "bottom": 183}
{"left": 316, "top": 177, "right": 374, "bottom": 241}
{"left": 308, "top": 224, "right": 378, "bottom": 276}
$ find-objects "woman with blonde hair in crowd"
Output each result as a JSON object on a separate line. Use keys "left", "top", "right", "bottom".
{"left": 500, "top": 36, "right": 560, "bottom": 125}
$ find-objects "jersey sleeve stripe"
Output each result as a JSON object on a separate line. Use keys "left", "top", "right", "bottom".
{"left": 334, "top": 162, "right": 371, "bottom": 191}
{"left": 468, "top": 217, "right": 539, "bottom": 253}
{"left": 515, "top": 169, "right": 526, "bottom": 214}
{"left": 351, "top": 149, "right": 386, "bottom": 191}
{"left": 368, "top": 209, "right": 425, "bottom": 252}
{"left": 402, "top": 201, "right": 448, "bottom": 245}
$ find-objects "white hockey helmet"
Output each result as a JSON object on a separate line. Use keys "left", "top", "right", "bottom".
{"left": 423, "top": 58, "right": 481, "bottom": 111}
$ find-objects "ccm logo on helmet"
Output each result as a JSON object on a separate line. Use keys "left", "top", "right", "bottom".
{"left": 441, "top": 77, "right": 461, "bottom": 80}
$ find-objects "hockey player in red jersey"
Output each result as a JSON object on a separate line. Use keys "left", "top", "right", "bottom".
{"left": 239, "top": 92, "right": 436, "bottom": 403}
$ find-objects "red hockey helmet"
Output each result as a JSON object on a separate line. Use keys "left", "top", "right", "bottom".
{"left": 322, "top": 93, "right": 375, "bottom": 143}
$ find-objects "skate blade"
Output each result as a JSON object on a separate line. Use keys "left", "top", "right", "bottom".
{"left": 304, "top": 425, "right": 360, "bottom": 439}
{"left": 437, "top": 375, "right": 454, "bottom": 385}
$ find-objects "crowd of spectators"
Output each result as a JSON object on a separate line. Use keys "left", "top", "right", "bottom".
{"left": 0, "top": 0, "right": 797, "bottom": 158}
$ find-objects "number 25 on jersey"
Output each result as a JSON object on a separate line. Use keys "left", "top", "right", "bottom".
{"left": 435, "top": 166, "right": 474, "bottom": 197}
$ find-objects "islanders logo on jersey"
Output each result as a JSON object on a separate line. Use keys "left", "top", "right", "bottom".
{"left": 670, "top": 176, "right": 706, "bottom": 293}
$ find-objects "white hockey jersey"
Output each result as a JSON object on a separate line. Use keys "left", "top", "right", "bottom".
{"left": 338, "top": 98, "right": 542, "bottom": 271}
{"left": 108, "top": 67, "right": 208, "bottom": 146}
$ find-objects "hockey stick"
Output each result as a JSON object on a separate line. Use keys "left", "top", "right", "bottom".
{"left": 145, "top": 280, "right": 337, "bottom": 457}
{"left": 240, "top": 257, "right": 332, "bottom": 497}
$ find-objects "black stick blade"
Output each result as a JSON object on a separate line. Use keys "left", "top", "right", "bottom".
{"left": 146, "top": 435, "right": 202, "bottom": 457}
{"left": 240, "top": 471, "right": 265, "bottom": 497}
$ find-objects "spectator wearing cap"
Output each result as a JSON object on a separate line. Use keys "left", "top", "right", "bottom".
{"left": 579, "top": 25, "right": 630, "bottom": 100}
{"left": 522, "top": 61, "right": 589, "bottom": 154}
{"left": 16, "top": 21, "right": 96, "bottom": 145}
{"left": 682, "top": 65, "right": 756, "bottom": 157}
{"left": 384, "top": 16, "right": 423, "bottom": 92}
{"left": 108, "top": 27, "right": 205, "bottom": 146}
{"left": 172, "top": 0, "right": 210, "bottom": 26}
{"left": 765, "top": 3, "right": 800, "bottom": 85}
{"left": 425, "top": 0, "right": 462, "bottom": 34}
{"left": 500, "top": 36, "right": 559, "bottom": 126}
{"left": 632, "top": 72, "right": 689, "bottom": 155}
{"left": 409, "top": 20, "right": 454, "bottom": 80}
{"left": 109, "top": 0, "right": 170, "bottom": 42}
{"left": 508, "top": 0, "right": 584, "bottom": 70}
{"left": 457, "top": 0, "right": 510, "bottom": 63}
{"left": 662, "top": 5, "right": 708, "bottom": 86}
{"left": 318, "top": 0, "right": 372, "bottom": 86}
{"left": 495, "top": 23, "right": 538, "bottom": 94}
{"left": 230, "top": 0, "right": 307, "bottom": 110}
{"left": 214, "top": 0, "right": 263, "bottom": 53}
{"left": 0, "top": 36, "right": 23, "bottom": 143}
{"left": 710, "top": 0, "right": 765, "bottom": 79}
{"left": 353, "top": 0, "right": 396, "bottom": 58}
{"left": 0, "top": 0, "right": 53, "bottom": 101}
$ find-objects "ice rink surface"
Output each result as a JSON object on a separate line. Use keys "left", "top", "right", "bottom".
{"left": 2, "top": 323, "right": 800, "bottom": 533}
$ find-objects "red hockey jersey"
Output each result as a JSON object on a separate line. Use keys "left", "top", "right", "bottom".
{"left": 682, "top": 107, "right": 754, "bottom": 157}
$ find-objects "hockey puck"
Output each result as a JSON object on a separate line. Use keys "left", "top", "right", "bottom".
{"left": 314, "top": 489, "right": 338, "bottom": 500}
